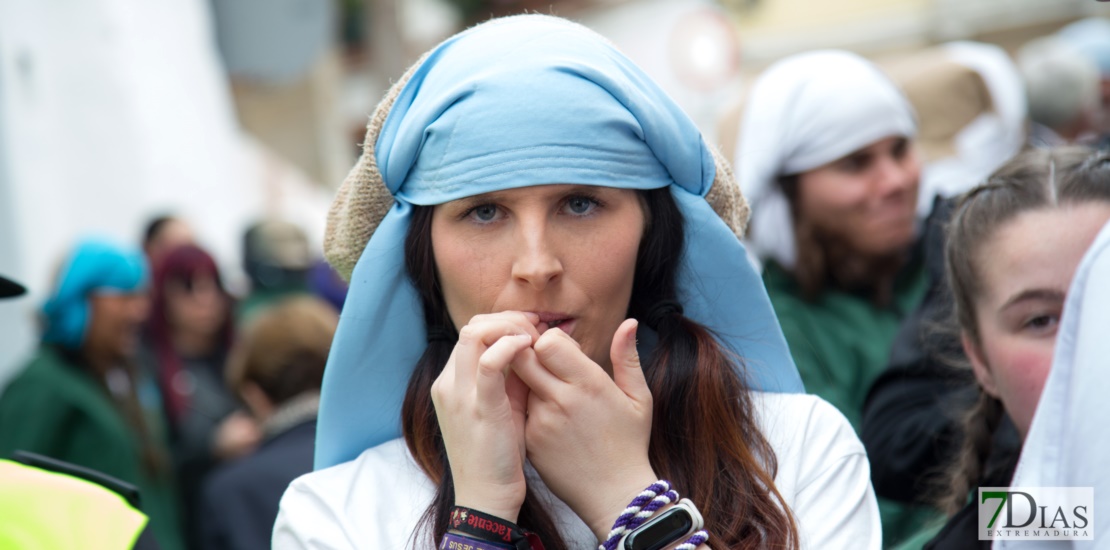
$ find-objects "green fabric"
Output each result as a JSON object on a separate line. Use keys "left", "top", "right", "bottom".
{"left": 761, "top": 260, "right": 928, "bottom": 431}
{"left": 887, "top": 511, "right": 945, "bottom": 550}
{"left": 879, "top": 498, "right": 945, "bottom": 549}
{"left": 0, "top": 346, "right": 184, "bottom": 550}
{"left": 762, "top": 258, "right": 931, "bottom": 547}
{"left": 0, "top": 459, "right": 148, "bottom": 550}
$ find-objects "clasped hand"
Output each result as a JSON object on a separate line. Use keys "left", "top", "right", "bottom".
{"left": 430, "top": 311, "right": 657, "bottom": 539}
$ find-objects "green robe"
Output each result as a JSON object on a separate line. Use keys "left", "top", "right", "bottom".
{"left": 762, "top": 258, "right": 937, "bottom": 548}
{"left": 0, "top": 346, "right": 184, "bottom": 550}
{"left": 761, "top": 260, "right": 927, "bottom": 431}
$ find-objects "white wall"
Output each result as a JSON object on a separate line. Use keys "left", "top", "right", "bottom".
{"left": 0, "top": 0, "right": 330, "bottom": 388}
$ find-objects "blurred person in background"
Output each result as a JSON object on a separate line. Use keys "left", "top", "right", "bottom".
{"left": 1018, "top": 36, "right": 1102, "bottom": 148}
{"left": 198, "top": 296, "right": 335, "bottom": 550}
{"left": 238, "top": 219, "right": 313, "bottom": 323}
{"left": 143, "top": 243, "right": 260, "bottom": 548}
{"left": 0, "top": 238, "right": 184, "bottom": 550}
{"left": 142, "top": 215, "right": 196, "bottom": 270}
{"left": 0, "top": 273, "right": 161, "bottom": 549}
{"left": 307, "top": 259, "right": 348, "bottom": 313}
{"left": 889, "top": 41, "right": 1027, "bottom": 216}
{"left": 861, "top": 40, "right": 1027, "bottom": 517}
{"left": 1057, "top": 17, "right": 1110, "bottom": 149}
{"left": 733, "top": 50, "right": 933, "bottom": 546}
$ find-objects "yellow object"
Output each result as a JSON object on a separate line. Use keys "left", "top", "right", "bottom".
{"left": 0, "top": 459, "right": 147, "bottom": 550}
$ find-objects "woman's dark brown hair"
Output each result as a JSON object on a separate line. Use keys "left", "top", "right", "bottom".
{"left": 939, "top": 147, "right": 1110, "bottom": 514}
{"left": 401, "top": 187, "right": 799, "bottom": 549}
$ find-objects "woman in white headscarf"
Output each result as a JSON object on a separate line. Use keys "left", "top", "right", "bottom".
{"left": 733, "top": 50, "right": 931, "bottom": 546}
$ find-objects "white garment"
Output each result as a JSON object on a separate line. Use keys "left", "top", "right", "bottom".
{"left": 996, "top": 220, "right": 1110, "bottom": 549}
{"left": 273, "top": 392, "right": 881, "bottom": 549}
{"left": 733, "top": 50, "right": 917, "bottom": 270}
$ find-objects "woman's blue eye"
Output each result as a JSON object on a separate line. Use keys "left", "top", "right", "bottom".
{"left": 565, "top": 196, "right": 597, "bottom": 215}
{"left": 471, "top": 204, "right": 498, "bottom": 221}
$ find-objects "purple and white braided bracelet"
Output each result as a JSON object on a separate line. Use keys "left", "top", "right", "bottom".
{"left": 599, "top": 480, "right": 676, "bottom": 550}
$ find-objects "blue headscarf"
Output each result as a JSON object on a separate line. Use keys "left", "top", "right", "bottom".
{"left": 42, "top": 238, "right": 149, "bottom": 349}
{"left": 316, "top": 15, "right": 804, "bottom": 470}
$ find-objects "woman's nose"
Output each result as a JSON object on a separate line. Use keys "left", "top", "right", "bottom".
{"left": 510, "top": 221, "right": 563, "bottom": 291}
{"left": 874, "top": 153, "right": 917, "bottom": 198}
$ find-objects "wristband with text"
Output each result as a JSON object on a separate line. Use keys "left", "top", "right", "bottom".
{"left": 440, "top": 532, "right": 515, "bottom": 550}
{"left": 449, "top": 506, "right": 545, "bottom": 550}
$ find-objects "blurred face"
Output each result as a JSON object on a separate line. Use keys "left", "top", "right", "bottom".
{"left": 165, "top": 275, "right": 227, "bottom": 338}
{"left": 147, "top": 220, "right": 195, "bottom": 265}
{"left": 795, "top": 136, "right": 920, "bottom": 257}
{"left": 85, "top": 292, "right": 150, "bottom": 365}
{"left": 432, "top": 184, "right": 645, "bottom": 371}
{"left": 966, "top": 202, "right": 1110, "bottom": 438}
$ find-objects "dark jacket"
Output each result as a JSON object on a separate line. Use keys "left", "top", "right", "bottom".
{"left": 923, "top": 446, "right": 1020, "bottom": 550}
{"left": 861, "top": 198, "right": 1022, "bottom": 506}
{"left": 199, "top": 419, "right": 316, "bottom": 550}
{"left": 861, "top": 197, "right": 969, "bottom": 503}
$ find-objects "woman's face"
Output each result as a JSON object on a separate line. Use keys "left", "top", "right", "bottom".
{"left": 966, "top": 202, "right": 1110, "bottom": 438}
{"left": 86, "top": 292, "right": 150, "bottom": 365}
{"left": 165, "top": 274, "right": 227, "bottom": 338}
{"left": 147, "top": 220, "right": 195, "bottom": 266}
{"left": 431, "top": 184, "right": 646, "bottom": 371}
{"left": 795, "top": 136, "right": 920, "bottom": 257}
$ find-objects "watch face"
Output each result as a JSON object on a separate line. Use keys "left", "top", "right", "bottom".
{"left": 625, "top": 507, "right": 694, "bottom": 550}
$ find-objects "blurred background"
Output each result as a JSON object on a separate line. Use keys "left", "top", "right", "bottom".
{"left": 2, "top": 0, "right": 1109, "bottom": 385}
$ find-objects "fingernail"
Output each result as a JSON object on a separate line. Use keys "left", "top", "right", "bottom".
{"left": 627, "top": 319, "right": 639, "bottom": 343}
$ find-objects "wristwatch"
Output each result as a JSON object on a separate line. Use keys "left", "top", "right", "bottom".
{"left": 618, "top": 498, "right": 704, "bottom": 550}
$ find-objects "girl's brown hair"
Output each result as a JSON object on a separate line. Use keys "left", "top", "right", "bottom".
{"left": 401, "top": 188, "right": 799, "bottom": 549}
{"left": 939, "top": 147, "right": 1110, "bottom": 514}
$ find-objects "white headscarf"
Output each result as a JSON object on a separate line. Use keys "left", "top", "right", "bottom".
{"left": 734, "top": 50, "right": 917, "bottom": 270}
{"left": 997, "top": 219, "right": 1110, "bottom": 549}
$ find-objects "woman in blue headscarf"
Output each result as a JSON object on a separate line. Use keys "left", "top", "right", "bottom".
{"left": 275, "top": 15, "right": 878, "bottom": 550}
{"left": 0, "top": 238, "right": 184, "bottom": 550}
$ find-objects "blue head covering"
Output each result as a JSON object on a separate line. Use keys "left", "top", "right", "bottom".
{"left": 42, "top": 238, "right": 149, "bottom": 349}
{"left": 316, "top": 15, "right": 804, "bottom": 469}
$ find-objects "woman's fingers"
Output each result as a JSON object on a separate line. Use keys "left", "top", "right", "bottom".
{"left": 475, "top": 334, "right": 533, "bottom": 413}
{"left": 510, "top": 347, "right": 560, "bottom": 401}
{"left": 532, "top": 327, "right": 594, "bottom": 385}
{"left": 609, "top": 319, "right": 651, "bottom": 405}
{"left": 453, "top": 313, "right": 540, "bottom": 387}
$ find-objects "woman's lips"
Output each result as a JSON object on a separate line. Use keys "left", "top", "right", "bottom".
{"left": 532, "top": 312, "right": 577, "bottom": 337}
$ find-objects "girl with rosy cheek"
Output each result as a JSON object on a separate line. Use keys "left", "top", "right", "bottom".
{"left": 932, "top": 148, "right": 1110, "bottom": 537}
